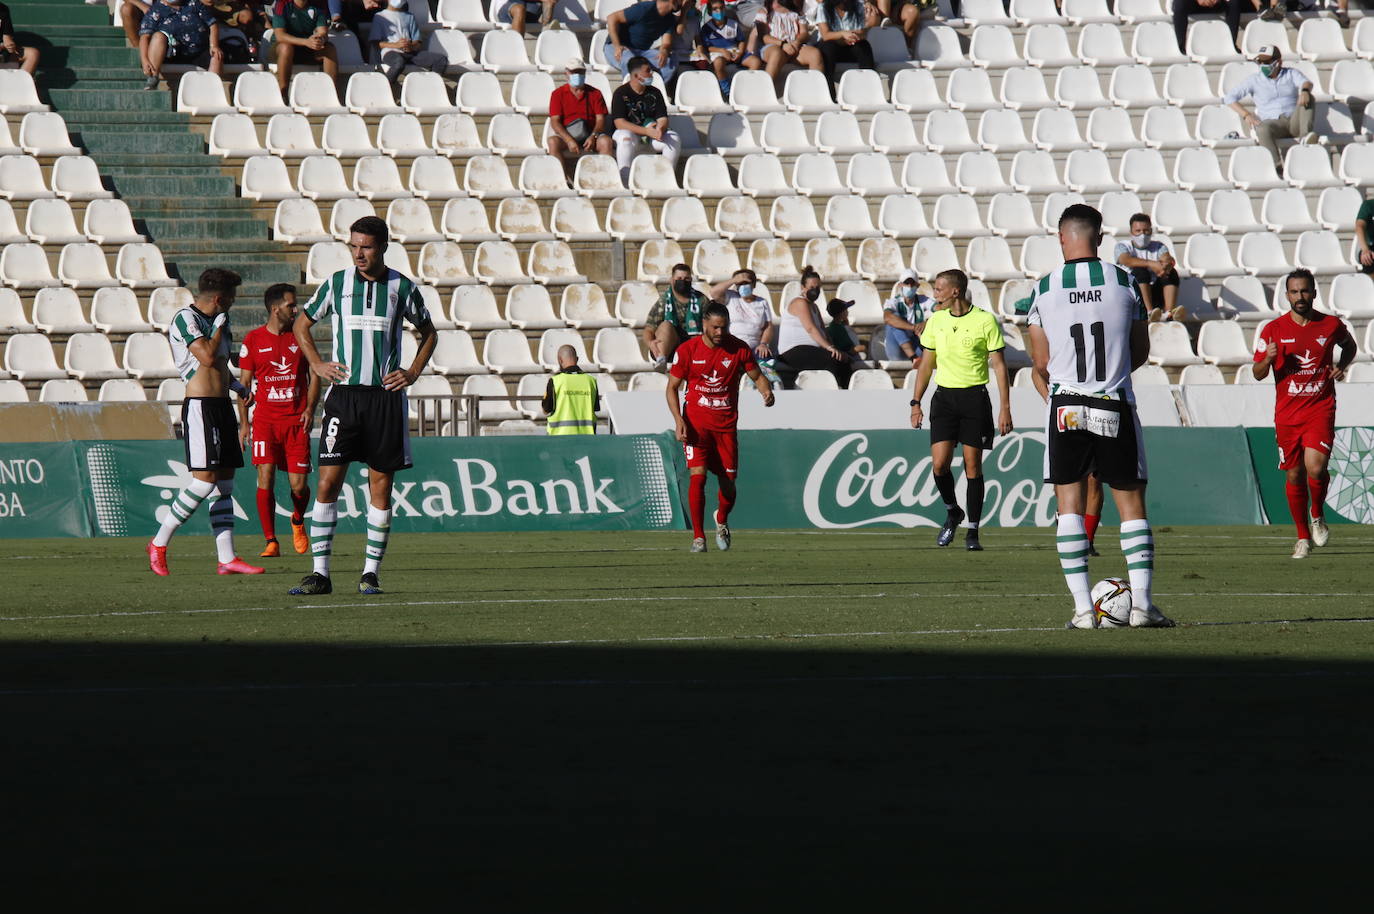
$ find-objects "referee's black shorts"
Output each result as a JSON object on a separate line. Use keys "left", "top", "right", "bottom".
{"left": 318, "top": 385, "right": 412, "bottom": 473}
{"left": 929, "top": 385, "right": 995, "bottom": 450}
{"left": 1043, "top": 393, "right": 1148, "bottom": 487}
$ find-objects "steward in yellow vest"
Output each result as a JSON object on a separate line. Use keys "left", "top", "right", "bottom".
{"left": 542, "top": 344, "right": 599, "bottom": 435}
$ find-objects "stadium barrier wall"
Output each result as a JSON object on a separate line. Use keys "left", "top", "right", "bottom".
{"left": 2, "top": 427, "right": 1350, "bottom": 538}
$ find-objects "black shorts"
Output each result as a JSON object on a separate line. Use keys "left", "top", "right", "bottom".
{"left": 1043, "top": 393, "right": 1148, "bottom": 487}
{"left": 182, "top": 396, "right": 245, "bottom": 472}
{"left": 929, "top": 385, "right": 994, "bottom": 450}
{"left": 1128, "top": 266, "right": 1180, "bottom": 290}
{"left": 318, "top": 385, "right": 412, "bottom": 473}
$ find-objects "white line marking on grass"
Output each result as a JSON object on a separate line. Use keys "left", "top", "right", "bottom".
{"left": 1, "top": 667, "right": 1372, "bottom": 698}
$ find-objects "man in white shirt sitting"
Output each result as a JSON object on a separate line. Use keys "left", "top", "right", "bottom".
{"left": 1224, "top": 44, "right": 1315, "bottom": 176}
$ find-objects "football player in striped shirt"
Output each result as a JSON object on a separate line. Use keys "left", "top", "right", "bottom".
{"left": 147, "top": 268, "right": 263, "bottom": 577}
{"left": 1026, "top": 205, "right": 1174, "bottom": 629}
{"left": 288, "top": 216, "right": 437, "bottom": 596}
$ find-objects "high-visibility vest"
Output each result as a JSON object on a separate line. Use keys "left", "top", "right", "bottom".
{"left": 547, "top": 371, "right": 597, "bottom": 435}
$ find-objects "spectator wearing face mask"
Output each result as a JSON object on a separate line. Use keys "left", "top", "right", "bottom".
{"left": 1224, "top": 45, "right": 1315, "bottom": 176}
{"left": 826, "top": 299, "right": 867, "bottom": 365}
{"left": 881, "top": 267, "right": 930, "bottom": 363}
{"left": 644, "top": 263, "right": 707, "bottom": 367}
{"left": 548, "top": 58, "right": 615, "bottom": 179}
{"left": 697, "top": 0, "right": 759, "bottom": 98}
{"left": 370, "top": 0, "right": 447, "bottom": 88}
{"left": 711, "top": 269, "right": 774, "bottom": 361}
{"left": 1115, "top": 214, "right": 1186, "bottom": 323}
{"left": 774, "top": 265, "right": 852, "bottom": 389}
{"left": 610, "top": 54, "right": 681, "bottom": 185}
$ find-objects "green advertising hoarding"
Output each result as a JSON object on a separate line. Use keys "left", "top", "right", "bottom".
{"left": 1245, "top": 427, "right": 1374, "bottom": 525}
{"left": 0, "top": 442, "right": 90, "bottom": 538}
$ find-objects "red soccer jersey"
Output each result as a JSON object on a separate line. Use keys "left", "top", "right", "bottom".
{"left": 239, "top": 325, "right": 309, "bottom": 422}
{"left": 669, "top": 334, "right": 758, "bottom": 431}
{"left": 1254, "top": 311, "right": 1352, "bottom": 425}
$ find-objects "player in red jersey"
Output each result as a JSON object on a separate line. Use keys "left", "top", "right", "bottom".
{"left": 665, "top": 301, "right": 775, "bottom": 552}
{"left": 1252, "top": 269, "right": 1357, "bottom": 559}
{"left": 237, "top": 283, "right": 321, "bottom": 558}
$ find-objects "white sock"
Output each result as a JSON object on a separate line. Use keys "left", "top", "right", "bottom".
{"left": 209, "top": 479, "right": 237, "bottom": 563}
{"left": 363, "top": 504, "right": 392, "bottom": 576}
{"left": 1056, "top": 514, "right": 1092, "bottom": 615}
{"left": 1120, "top": 519, "right": 1154, "bottom": 609}
{"left": 310, "top": 501, "right": 338, "bottom": 577}
{"left": 153, "top": 478, "right": 216, "bottom": 547}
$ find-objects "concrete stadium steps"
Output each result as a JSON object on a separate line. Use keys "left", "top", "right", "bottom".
{"left": 22, "top": 0, "right": 303, "bottom": 337}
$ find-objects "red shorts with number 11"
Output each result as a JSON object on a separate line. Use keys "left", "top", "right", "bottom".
{"left": 251, "top": 417, "right": 312, "bottom": 473}
{"left": 683, "top": 420, "right": 739, "bottom": 477}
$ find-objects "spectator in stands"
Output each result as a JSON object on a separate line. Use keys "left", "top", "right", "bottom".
{"left": 775, "top": 266, "right": 852, "bottom": 389}
{"left": 215, "top": 3, "right": 266, "bottom": 65}
{"left": 826, "top": 299, "right": 868, "bottom": 365}
{"left": 752, "top": 0, "right": 822, "bottom": 94}
{"left": 882, "top": 267, "right": 929, "bottom": 363}
{"left": 542, "top": 345, "right": 599, "bottom": 435}
{"left": 1224, "top": 45, "right": 1315, "bottom": 176}
{"left": 605, "top": 0, "right": 683, "bottom": 83}
{"left": 644, "top": 263, "right": 707, "bottom": 367}
{"left": 698, "top": 0, "right": 758, "bottom": 97}
{"left": 139, "top": 0, "right": 225, "bottom": 91}
{"left": 611, "top": 55, "right": 681, "bottom": 185}
{"left": 872, "top": 0, "right": 920, "bottom": 55}
{"left": 121, "top": 1, "right": 152, "bottom": 49}
{"left": 1354, "top": 197, "right": 1374, "bottom": 273}
{"left": 548, "top": 58, "right": 615, "bottom": 179}
{"left": 371, "top": 0, "right": 446, "bottom": 89}
{"left": 1115, "top": 214, "right": 1187, "bottom": 323}
{"left": 327, "top": 0, "right": 382, "bottom": 37}
{"left": 0, "top": 1, "right": 39, "bottom": 74}
{"left": 1173, "top": 0, "right": 1245, "bottom": 55}
{"left": 271, "top": 0, "right": 338, "bottom": 93}
{"left": 812, "top": 0, "right": 876, "bottom": 98}
{"left": 496, "top": 0, "right": 559, "bottom": 36}
{"left": 711, "top": 269, "right": 775, "bottom": 362}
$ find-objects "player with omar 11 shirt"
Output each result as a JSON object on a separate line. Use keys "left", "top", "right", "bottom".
{"left": 1252, "top": 268, "right": 1357, "bottom": 559}
{"left": 665, "top": 302, "right": 775, "bottom": 553}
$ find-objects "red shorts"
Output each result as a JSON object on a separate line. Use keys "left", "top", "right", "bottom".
{"left": 1275, "top": 411, "right": 1336, "bottom": 470}
{"left": 683, "top": 421, "right": 739, "bottom": 477}
{"left": 251, "top": 416, "right": 312, "bottom": 473}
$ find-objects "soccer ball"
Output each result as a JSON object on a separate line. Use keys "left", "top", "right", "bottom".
{"left": 1090, "top": 577, "right": 1133, "bottom": 629}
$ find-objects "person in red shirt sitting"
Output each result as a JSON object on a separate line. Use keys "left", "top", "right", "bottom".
{"left": 1252, "top": 268, "right": 1358, "bottom": 559}
{"left": 238, "top": 283, "right": 322, "bottom": 557}
{"left": 546, "top": 57, "right": 615, "bottom": 180}
{"left": 665, "top": 302, "right": 775, "bottom": 553}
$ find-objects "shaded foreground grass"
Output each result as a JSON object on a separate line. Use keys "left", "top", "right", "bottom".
{"left": 1, "top": 527, "right": 1372, "bottom": 907}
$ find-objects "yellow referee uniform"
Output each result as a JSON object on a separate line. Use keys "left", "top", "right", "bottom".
{"left": 919, "top": 307, "right": 1005, "bottom": 448}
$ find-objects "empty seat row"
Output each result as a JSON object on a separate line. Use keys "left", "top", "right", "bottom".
{"left": 0, "top": 243, "right": 175, "bottom": 291}
{"left": 4, "top": 331, "right": 181, "bottom": 381}
{"left": 0, "top": 286, "right": 192, "bottom": 335}
{"left": 0, "top": 155, "right": 114, "bottom": 202}
{"left": 0, "top": 112, "right": 81, "bottom": 157}
{"left": 0, "top": 198, "right": 145, "bottom": 246}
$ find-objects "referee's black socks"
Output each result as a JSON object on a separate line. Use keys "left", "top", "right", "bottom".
{"left": 934, "top": 472, "right": 958, "bottom": 512}
{"left": 966, "top": 477, "right": 985, "bottom": 530}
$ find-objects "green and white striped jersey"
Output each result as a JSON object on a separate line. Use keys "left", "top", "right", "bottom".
{"left": 303, "top": 267, "right": 432, "bottom": 387}
{"left": 168, "top": 306, "right": 231, "bottom": 383}
{"left": 1026, "top": 258, "right": 1146, "bottom": 398}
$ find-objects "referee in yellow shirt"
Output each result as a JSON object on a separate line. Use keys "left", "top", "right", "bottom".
{"left": 909, "top": 269, "right": 1014, "bottom": 551}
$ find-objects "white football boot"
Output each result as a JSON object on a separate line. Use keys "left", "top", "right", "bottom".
{"left": 1129, "top": 604, "right": 1176, "bottom": 628}
{"left": 1310, "top": 517, "right": 1330, "bottom": 548}
{"left": 1292, "top": 538, "right": 1311, "bottom": 559}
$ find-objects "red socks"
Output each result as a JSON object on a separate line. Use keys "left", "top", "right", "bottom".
{"left": 1286, "top": 481, "right": 1310, "bottom": 539}
{"left": 290, "top": 491, "right": 310, "bottom": 525}
{"left": 1307, "top": 475, "right": 1327, "bottom": 520}
{"left": 689, "top": 474, "right": 706, "bottom": 539}
{"left": 717, "top": 486, "right": 736, "bottom": 526}
{"left": 1084, "top": 513, "right": 1100, "bottom": 545}
{"left": 257, "top": 488, "right": 275, "bottom": 540}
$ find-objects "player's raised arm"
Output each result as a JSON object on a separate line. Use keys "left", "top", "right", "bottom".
{"left": 665, "top": 372, "right": 687, "bottom": 442}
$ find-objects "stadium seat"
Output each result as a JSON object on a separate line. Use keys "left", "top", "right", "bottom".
{"left": 1151, "top": 190, "right": 1208, "bottom": 237}
{"left": 1097, "top": 190, "right": 1143, "bottom": 235}
{"left": 375, "top": 114, "right": 431, "bottom": 159}
{"left": 1338, "top": 143, "right": 1374, "bottom": 187}
{"left": 1025, "top": 24, "right": 1077, "bottom": 69}
{"left": 1195, "top": 104, "right": 1250, "bottom": 150}
{"left": 32, "top": 287, "right": 90, "bottom": 334}
{"left": 508, "top": 72, "right": 555, "bottom": 118}
{"left": 816, "top": 111, "right": 869, "bottom": 156}
{"left": 145, "top": 287, "right": 192, "bottom": 332}
{"left": 1065, "top": 149, "right": 1117, "bottom": 195}
{"left": 263, "top": 113, "right": 322, "bottom": 159}
{"left": 604, "top": 196, "right": 657, "bottom": 242}
{"left": 1186, "top": 20, "right": 1243, "bottom": 66}
{"left": 637, "top": 239, "right": 684, "bottom": 282}
{"left": 758, "top": 112, "right": 810, "bottom": 157}
{"left": 1081, "top": 24, "right": 1133, "bottom": 67}
{"left": 329, "top": 198, "right": 376, "bottom": 239}
{"left": 518, "top": 155, "right": 574, "bottom": 199}
{"left": 528, "top": 240, "right": 585, "bottom": 285}
{"left": 1131, "top": 363, "right": 1170, "bottom": 387}
{"left": 1284, "top": 146, "right": 1341, "bottom": 191}
{"left": 1009, "top": 150, "right": 1062, "bottom": 195}
{"left": 123, "top": 331, "right": 178, "bottom": 379}
{"left": 353, "top": 156, "right": 409, "bottom": 201}
{"left": 506, "top": 284, "right": 561, "bottom": 330}
{"left": 1019, "top": 234, "right": 1061, "bottom": 277}
{"left": 64, "top": 332, "right": 123, "bottom": 381}
{"left": 792, "top": 154, "right": 847, "bottom": 198}
{"left": 428, "top": 329, "right": 485, "bottom": 376}
{"left": 1031, "top": 107, "right": 1088, "bottom": 152}
{"left": 846, "top": 153, "right": 902, "bottom": 196}
{"left": 658, "top": 196, "right": 714, "bottom": 242}
{"left": 865, "top": 110, "right": 919, "bottom": 156}
{"left": 400, "top": 72, "right": 457, "bottom": 117}
{"left": 25, "top": 198, "right": 84, "bottom": 245}
{"left": 478, "top": 328, "right": 539, "bottom": 375}
{"left": 1163, "top": 62, "right": 1218, "bottom": 106}
{"left": 1241, "top": 20, "right": 1292, "bottom": 59}
{"left": 987, "top": 193, "right": 1040, "bottom": 238}
{"left": 176, "top": 70, "right": 233, "bottom": 115}
{"left": 855, "top": 239, "right": 904, "bottom": 282}
{"left": 1085, "top": 106, "right": 1137, "bottom": 151}
{"left": 795, "top": 370, "right": 839, "bottom": 391}
{"left": 1011, "top": 0, "right": 1069, "bottom": 24}
{"left": 614, "top": 282, "right": 658, "bottom": 329}
{"left": 1178, "top": 364, "right": 1225, "bottom": 387}
{"left": 487, "top": 113, "right": 543, "bottom": 158}
{"left": 4, "top": 331, "right": 63, "bottom": 381}
{"left": 923, "top": 109, "right": 980, "bottom": 154}
{"left": 573, "top": 154, "right": 631, "bottom": 198}
{"left": 1000, "top": 66, "right": 1054, "bottom": 111}
{"left": 837, "top": 69, "right": 890, "bottom": 114}
{"left": 93, "top": 378, "right": 144, "bottom": 402}
{"left": 345, "top": 72, "right": 403, "bottom": 116}
{"left": 305, "top": 241, "right": 350, "bottom": 283}
{"left": 1205, "top": 189, "right": 1264, "bottom": 234}
{"left": 1329, "top": 273, "right": 1374, "bottom": 319}
{"left": 480, "top": 29, "right": 535, "bottom": 73}
{"left": 1062, "top": 0, "right": 1114, "bottom": 22}
{"left": 560, "top": 284, "right": 617, "bottom": 330}
{"left": 1147, "top": 322, "right": 1203, "bottom": 367}
{"left": 0, "top": 154, "right": 53, "bottom": 200}
{"left": 1183, "top": 232, "right": 1243, "bottom": 279}
{"left": 965, "top": 235, "right": 1021, "bottom": 281}
{"left": 675, "top": 70, "right": 731, "bottom": 116}
{"left": 404, "top": 156, "right": 459, "bottom": 201}
{"left": 746, "top": 238, "right": 796, "bottom": 284}
{"left": 592, "top": 326, "right": 654, "bottom": 372}
{"left": 418, "top": 240, "right": 476, "bottom": 286}
{"left": 1140, "top": 105, "right": 1193, "bottom": 150}
{"left": 37, "top": 378, "right": 87, "bottom": 402}
{"left": 0, "top": 69, "right": 47, "bottom": 115}
{"left": 1133, "top": 20, "right": 1189, "bottom": 65}
{"left": 91, "top": 287, "right": 151, "bottom": 335}
{"left": 845, "top": 368, "right": 892, "bottom": 390}
{"left": 782, "top": 70, "right": 839, "bottom": 115}
{"left": 914, "top": 26, "right": 966, "bottom": 70}
{"left": 715, "top": 196, "right": 770, "bottom": 242}
{"left": 450, "top": 285, "right": 505, "bottom": 331}
{"left": 1196, "top": 321, "right": 1253, "bottom": 367}
{"left": 1315, "top": 186, "right": 1361, "bottom": 233}
{"left": 431, "top": 113, "right": 485, "bottom": 159}
{"left": 289, "top": 72, "right": 346, "bottom": 116}
{"left": 728, "top": 70, "right": 785, "bottom": 115}
{"left": 890, "top": 69, "right": 943, "bottom": 113}
{"left": 58, "top": 243, "right": 118, "bottom": 289}
{"left": 296, "top": 155, "right": 353, "bottom": 200}
{"left": 321, "top": 113, "right": 378, "bottom": 159}
{"left": 802, "top": 238, "right": 857, "bottom": 282}
{"left": 912, "top": 237, "right": 958, "bottom": 278}
{"left": 0, "top": 242, "right": 58, "bottom": 288}
{"left": 628, "top": 156, "right": 684, "bottom": 199}
{"left": 19, "top": 113, "right": 80, "bottom": 157}
{"left": 1120, "top": 148, "right": 1175, "bottom": 194}
{"left": 455, "top": 72, "right": 509, "bottom": 117}
{"left": 1236, "top": 232, "right": 1291, "bottom": 278}
{"left": 824, "top": 195, "right": 880, "bottom": 241}
{"left": 537, "top": 329, "right": 590, "bottom": 371}
{"left": 952, "top": 151, "right": 1003, "bottom": 196}
{"left": 766, "top": 195, "right": 822, "bottom": 241}
{"left": 975, "top": 25, "right": 1033, "bottom": 67}
{"left": 1329, "top": 59, "right": 1374, "bottom": 103}
{"left": 386, "top": 197, "right": 444, "bottom": 244}
{"left": 947, "top": 69, "right": 1000, "bottom": 112}
{"left": 1294, "top": 230, "right": 1355, "bottom": 277}
{"left": 707, "top": 113, "right": 763, "bottom": 158}
{"left": 879, "top": 194, "right": 934, "bottom": 239}
{"left": 464, "top": 155, "right": 521, "bottom": 200}
{"left": 933, "top": 193, "right": 989, "bottom": 237}
{"left": 978, "top": 108, "right": 1033, "bottom": 153}
{"left": 0, "top": 199, "right": 21, "bottom": 244}
{"left": 1174, "top": 146, "right": 1229, "bottom": 192}
{"left": 625, "top": 371, "right": 667, "bottom": 393}
{"left": 1261, "top": 188, "right": 1320, "bottom": 234}
{"left": 82, "top": 199, "right": 143, "bottom": 246}
{"left": 1040, "top": 191, "right": 1085, "bottom": 231}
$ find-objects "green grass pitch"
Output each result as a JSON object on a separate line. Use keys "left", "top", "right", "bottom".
{"left": 3, "top": 525, "right": 1373, "bottom": 906}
